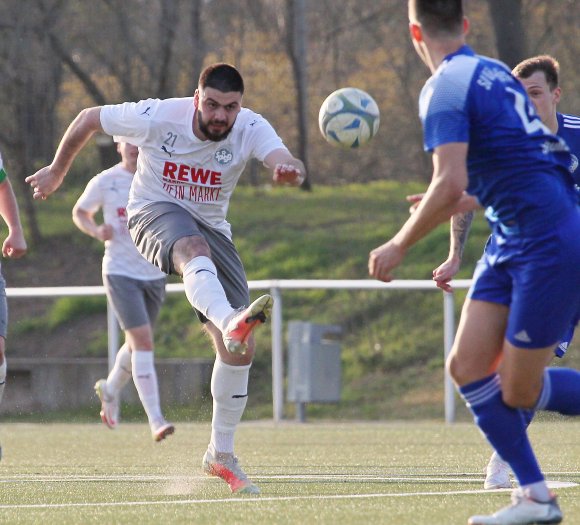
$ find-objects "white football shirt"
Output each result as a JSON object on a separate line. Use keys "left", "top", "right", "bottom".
{"left": 75, "top": 164, "right": 166, "bottom": 280}
{"left": 100, "top": 97, "right": 288, "bottom": 238}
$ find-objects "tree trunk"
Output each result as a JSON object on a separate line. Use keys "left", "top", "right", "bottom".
{"left": 487, "top": 0, "right": 528, "bottom": 68}
{"left": 189, "top": 0, "right": 207, "bottom": 91}
{"left": 286, "top": 0, "right": 311, "bottom": 190}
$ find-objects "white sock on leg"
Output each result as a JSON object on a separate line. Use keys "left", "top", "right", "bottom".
{"left": 131, "top": 350, "right": 163, "bottom": 425}
{"left": 182, "top": 256, "right": 234, "bottom": 332}
{"left": 106, "top": 343, "right": 132, "bottom": 396}
{"left": 210, "top": 358, "right": 250, "bottom": 454}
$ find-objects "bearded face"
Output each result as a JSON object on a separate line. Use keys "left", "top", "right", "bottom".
{"left": 194, "top": 87, "right": 242, "bottom": 142}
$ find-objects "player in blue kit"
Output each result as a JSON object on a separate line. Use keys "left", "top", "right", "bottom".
{"left": 420, "top": 54, "right": 580, "bottom": 491}
{"left": 369, "top": 1, "right": 580, "bottom": 523}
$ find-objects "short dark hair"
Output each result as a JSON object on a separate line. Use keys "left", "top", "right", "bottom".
{"left": 410, "top": 0, "right": 464, "bottom": 38}
{"left": 512, "top": 55, "right": 560, "bottom": 91}
{"left": 198, "top": 63, "right": 244, "bottom": 94}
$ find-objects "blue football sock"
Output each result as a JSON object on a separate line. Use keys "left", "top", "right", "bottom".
{"left": 521, "top": 408, "right": 534, "bottom": 428}
{"left": 459, "top": 373, "right": 544, "bottom": 486}
{"left": 536, "top": 367, "right": 580, "bottom": 415}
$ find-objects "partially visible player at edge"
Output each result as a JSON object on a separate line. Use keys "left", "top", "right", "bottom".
{"left": 424, "top": 55, "right": 580, "bottom": 492}
{"left": 369, "top": 1, "right": 580, "bottom": 524}
{"left": 25, "top": 63, "right": 305, "bottom": 494}
{"left": 0, "top": 151, "right": 27, "bottom": 460}
{"left": 73, "top": 141, "right": 173, "bottom": 442}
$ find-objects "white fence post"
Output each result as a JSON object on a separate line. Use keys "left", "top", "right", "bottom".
{"left": 270, "top": 286, "right": 284, "bottom": 423}
{"left": 443, "top": 291, "right": 456, "bottom": 423}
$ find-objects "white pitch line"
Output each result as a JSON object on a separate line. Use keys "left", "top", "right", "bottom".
{"left": 0, "top": 491, "right": 527, "bottom": 510}
{"left": 0, "top": 474, "right": 578, "bottom": 485}
{"left": 0, "top": 478, "right": 576, "bottom": 510}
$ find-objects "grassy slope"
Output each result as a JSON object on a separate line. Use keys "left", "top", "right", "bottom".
{"left": 227, "top": 182, "right": 488, "bottom": 420}
{"left": 1, "top": 181, "right": 533, "bottom": 421}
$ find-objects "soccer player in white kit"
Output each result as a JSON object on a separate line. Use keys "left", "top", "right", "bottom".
{"left": 26, "top": 63, "right": 305, "bottom": 494}
{"left": 0, "top": 151, "right": 27, "bottom": 460}
{"left": 73, "top": 141, "right": 173, "bottom": 442}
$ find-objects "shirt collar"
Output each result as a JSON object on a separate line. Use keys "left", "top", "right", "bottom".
{"left": 443, "top": 44, "right": 475, "bottom": 64}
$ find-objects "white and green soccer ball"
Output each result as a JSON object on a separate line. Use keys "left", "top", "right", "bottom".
{"left": 318, "top": 87, "right": 380, "bottom": 149}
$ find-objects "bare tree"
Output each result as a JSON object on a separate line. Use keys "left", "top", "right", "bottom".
{"left": 487, "top": 0, "right": 528, "bottom": 68}
{"left": 285, "top": 0, "right": 310, "bottom": 189}
{"left": 189, "top": 0, "right": 207, "bottom": 90}
{"left": 0, "top": 0, "right": 66, "bottom": 244}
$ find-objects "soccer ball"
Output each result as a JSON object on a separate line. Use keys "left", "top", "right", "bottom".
{"left": 318, "top": 87, "right": 380, "bottom": 148}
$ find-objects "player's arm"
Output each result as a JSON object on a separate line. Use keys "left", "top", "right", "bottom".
{"left": 72, "top": 204, "right": 113, "bottom": 242}
{"left": 263, "top": 148, "right": 306, "bottom": 186}
{"left": 369, "top": 142, "right": 472, "bottom": 282}
{"left": 26, "top": 107, "right": 104, "bottom": 200}
{"left": 449, "top": 210, "right": 475, "bottom": 263}
{"left": 0, "top": 177, "right": 27, "bottom": 259}
{"left": 432, "top": 210, "right": 475, "bottom": 292}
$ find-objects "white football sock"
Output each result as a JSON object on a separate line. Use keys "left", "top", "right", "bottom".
{"left": 106, "top": 343, "right": 132, "bottom": 396}
{"left": 210, "top": 358, "right": 250, "bottom": 454}
{"left": 182, "top": 256, "right": 235, "bottom": 332}
{"left": 131, "top": 350, "right": 163, "bottom": 425}
{"left": 523, "top": 480, "right": 552, "bottom": 503}
{"left": 0, "top": 359, "right": 5, "bottom": 405}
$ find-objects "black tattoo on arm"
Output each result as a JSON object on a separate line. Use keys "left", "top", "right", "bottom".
{"left": 450, "top": 210, "right": 474, "bottom": 260}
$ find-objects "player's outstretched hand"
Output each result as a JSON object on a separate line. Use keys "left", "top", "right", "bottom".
{"left": 2, "top": 230, "right": 27, "bottom": 259}
{"left": 368, "top": 240, "right": 406, "bottom": 283}
{"left": 432, "top": 256, "right": 461, "bottom": 292}
{"left": 25, "top": 166, "right": 64, "bottom": 200}
{"left": 273, "top": 163, "right": 304, "bottom": 186}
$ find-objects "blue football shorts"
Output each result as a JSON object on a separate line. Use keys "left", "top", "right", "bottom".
{"left": 555, "top": 317, "right": 578, "bottom": 358}
{"left": 468, "top": 209, "right": 580, "bottom": 349}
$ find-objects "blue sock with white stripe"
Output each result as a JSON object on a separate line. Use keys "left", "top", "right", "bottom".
{"left": 459, "top": 373, "right": 544, "bottom": 486}
{"left": 536, "top": 367, "right": 580, "bottom": 415}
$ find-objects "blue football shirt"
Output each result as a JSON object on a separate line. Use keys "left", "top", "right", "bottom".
{"left": 419, "top": 45, "right": 577, "bottom": 236}
{"left": 558, "top": 112, "right": 580, "bottom": 183}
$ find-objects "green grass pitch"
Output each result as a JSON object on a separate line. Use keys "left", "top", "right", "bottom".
{"left": 0, "top": 420, "right": 578, "bottom": 524}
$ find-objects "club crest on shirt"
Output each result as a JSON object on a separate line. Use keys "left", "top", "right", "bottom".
{"left": 215, "top": 148, "right": 233, "bottom": 165}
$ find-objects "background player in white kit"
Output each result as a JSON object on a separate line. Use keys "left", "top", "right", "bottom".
{"left": 26, "top": 63, "right": 305, "bottom": 494}
{"left": 73, "top": 141, "right": 173, "bottom": 442}
{"left": 0, "top": 151, "right": 28, "bottom": 459}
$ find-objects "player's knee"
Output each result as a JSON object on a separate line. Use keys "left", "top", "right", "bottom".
{"left": 243, "top": 337, "right": 256, "bottom": 361}
{"left": 173, "top": 236, "right": 211, "bottom": 271}
{"left": 205, "top": 323, "right": 254, "bottom": 365}
{"left": 446, "top": 352, "right": 468, "bottom": 385}
{"left": 500, "top": 385, "right": 538, "bottom": 410}
{"left": 220, "top": 346, "right": 254, "bottom": 366}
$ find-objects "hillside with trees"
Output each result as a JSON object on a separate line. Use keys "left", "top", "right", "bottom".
{"left": 0, "top": 0, "right": 578, "bottom": 243}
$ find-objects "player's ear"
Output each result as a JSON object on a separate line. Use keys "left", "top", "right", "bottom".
{"left": 409, "top": 22, "right": 422, "bottom": 43}
{"left": 552, "top": 86, "right": 562, "bottom": 105}
{"left": 462, "top": 17, "right": 470, "bottom": 36}
{"left": 193, "top": 89, "right": 200, "bottom": 108}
